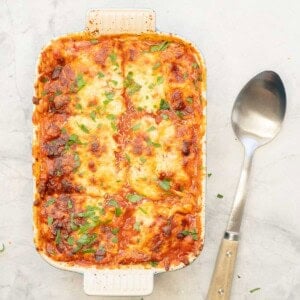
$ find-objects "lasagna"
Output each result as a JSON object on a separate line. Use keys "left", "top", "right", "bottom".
{"left": 32, "top": 33, "right": 205, "bottom": 270}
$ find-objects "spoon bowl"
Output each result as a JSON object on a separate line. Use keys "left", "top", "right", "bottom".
{"left": 232, "top": 71, "right": 286, "bottom": 149}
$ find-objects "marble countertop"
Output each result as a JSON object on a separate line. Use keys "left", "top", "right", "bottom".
{"left": 1, "top": 0, "right": 299, "bottom": 299}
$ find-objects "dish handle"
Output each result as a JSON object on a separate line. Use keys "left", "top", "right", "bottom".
{"left": 84, "top": 269, "right": 155, "bottom": 296}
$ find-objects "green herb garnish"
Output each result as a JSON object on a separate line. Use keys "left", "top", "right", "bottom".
{"left": 55, "top": 229, "right": 61, "bottom": 244}
{"left": 125, "top": 153, "right": 131, "bottom": 163}
{"left": 46, "top": 197, "right": 56, "bottom": 207}
{"left": 140, "top": 157, "right": 147, "bottom": 164}
{"left": 77, "top": 233, "right": 97, "bottom": 246}
{"left": 76, "top": 74, "right": 86, "bottom": 91}
{"left": 161, "top": 114, "right": 169, "bottom": 120}
{"left": 157, "top": 76, "right": 164, "bottom": 85}
{"left": 152, "top": 62, "right": 161, "bottom": 70}
{"left": 47, "top": 216, "right": 54, "bottom": 226}
{"left": 186, "top": 97, "right": 193, "bottom": 104}
{"left": 106, "top": 114, "right": 116, "bottom": 120}
{"left": 111, "top": 228, "right": 119, "bottom": 235}
{"left": 77, "top": 123, "right": 89, "bottom": 133}
{"left": 97, "top": 71, "right": 105, "bottom": 78}
{"left": 159, "top": 99, "right": 170, "bottom": 110}
{"left": 90, "top": 39, "right": 98, "bottom": 44}
{"left": 150, "top": 261, "right": 158, "bottom": 267}
{"left": 131, "top": 123, "right": 141, "bottom": 131}
{"left": 75, "top": 103, "right": 83, "bottom": 110}
{"left": 67, "top": 236, "right": 74, "bottom": 246}
{"left": 158, "top": 179, "right": 171, "bottom": 191}
{"left": 192, "top": 63, "right": 199, "bottom": 69}
{"left": 150, "top": 41, "right": 169, "bottom": 52}
{"left": 126, "top": 194, "right": 143, "bottom": 203}
{"left": 181, "top": 229, "right": 198, "bottom": 240}
{"left": 146, "top": 138, "right": 161, "bottom": 148}
{"left": 249, "top": 288, "right": 261, "bottom": 293}
{"left": 124, "top": 72, "right": 142, "bottom": 95}
{"left": 109, "top": 52, "right": 118, "bottom": 66}
{"left": 111, "top": 236, "right": 118, "bottom": 243}
{"left": 90, "top": 111, "right": 97, "bottom": 121}
{"left": 147, "top": 126, "right": 156, "bottom": 132}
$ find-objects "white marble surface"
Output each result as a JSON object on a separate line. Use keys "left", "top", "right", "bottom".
{"left": 0, "top": 0, "right": 300, "bottom": 299}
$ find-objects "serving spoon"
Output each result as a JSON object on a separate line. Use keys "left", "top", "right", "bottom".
{"left": 207, "top": 71, "right": 286, "bottom": 300}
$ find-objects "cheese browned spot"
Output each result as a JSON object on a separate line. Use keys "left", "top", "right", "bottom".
{"left": 33, "top": 33, "right": 205, "bottom": 270}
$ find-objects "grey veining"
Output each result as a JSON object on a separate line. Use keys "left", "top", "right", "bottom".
{"left": 0, "top": 0, "right": 300, "bottom": 299}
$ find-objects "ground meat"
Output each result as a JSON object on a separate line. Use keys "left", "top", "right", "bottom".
{"left": 32, "top": 96, "right": 40, "bottom": 105}
{"left": 45, "top": 123, "right": 61, "bottom": 139}
{"left": 42, "top": 136, "right": 68, "bottom": 157}
{"left": 53, "top": 95, "right": 70, "bottom": 111}
{"left": 171, "top": 89, "right": 186, "bottom": 110}
{"left": 182, "top": 141, "right": 191, "bottom": 156}
{"left": 51, "top": 65, "right": 62, "bottom": 79}
{"left": 94, "top": 47, "right": 109, "bottom": 65}
{"left": 170, "top": 63, "right": 184, "bottom": 82}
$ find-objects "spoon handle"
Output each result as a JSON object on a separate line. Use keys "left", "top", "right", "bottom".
{"left": 206, "top": 238, "right": 239, "bottom": 300}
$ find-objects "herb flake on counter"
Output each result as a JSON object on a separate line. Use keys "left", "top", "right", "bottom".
{"left": 207, "top": 173, "right": 212, "bottom": 178}
{"left": 217, "top": 194, "right": 224, "bottom": 199}
{"left": 249, "top": 288, "right": 261, "bottom": 293}
{"left": 0, "top": 243, "right": 5, "bottom": 253}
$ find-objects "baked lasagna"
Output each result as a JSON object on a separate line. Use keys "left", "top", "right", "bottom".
{"left": 32, "top": 33, "right": 205, "bottom": 270}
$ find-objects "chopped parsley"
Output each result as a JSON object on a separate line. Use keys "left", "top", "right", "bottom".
{"left": 124, "top": 72, "right": 142, "bottom": 95}
{"left": 67, "top": 200, "right": 73, "bottom": 209}
{"left": 131, "top": 123, "right": 141, "bottom": 131}
{"left": 109, "top": 52, "right": 118, "bottom": 66}
{"left": 47, "top": 216, "right": 53, "bottom": 226}
{"left": 46, "top": 197, "right": 56, "bottom": 207}
{"left": 75, "top": 74, "right": 86, "bottom": 91}
{"left": 150, "top": 41, "right": 169, "bottom": 52}
{"left": 90, "top": 111, "right": 97, "bottom": 121}
{"left": 152, "top": 62, "right": 161, "bottom": 70}
{"left": 249, "top": 288, "right": 261, "bottom": 293}
{"left": 134, "top": 222, "right": 141, "bottom": 232}
{"left": 77, "top": 233, "right": 97, "bottom": 246}
{"left": 67, "top": 236, "right": 74, "bottom": 246}
{"left": 156, "top": 76, "right": 164, "bottom": 85}
{"left": 61, "top": 127, "right": 67, "bottom": 134}
{"left": 110, "top": 80, "right": 118, "bottom": 86}
{"left": 77, "top": 123, "right": 89, "bottom": 133}
{"left": 181, "top": 229, "right": 198, "bottom": 240}
{"left": 111, "top": 122, "right": 117, "bottom": 132}
{"left": 111, "top": 228, "right": 119, "bottom": 235}
{"left": 161, "top": 114, "right": 169, "bottom": 120}
{"left": 55, "top": 229, "right": 61, "bottom": 244}
{"left": 147, "top": 126, "right": 156, "bottom": 132}
{"left": 111, "top": 236, "right": 118, "bottom": 243}
{"left": 97, "top": 71, "right": 105, "bottom": 78}
{"left": 65, "top": 134, "right": 86, "bottom": 149}
{"left": 90, "top": 39, "right": 98, "bottom": 44}
{"left": 75, "top": 103, "right": 83, "bottom": 110}
{"left": 103, "top": 91, "right": 114, "bottom": 105}
{"left": 108, "top": 199, "right": 122, "bottom": 217}
{"left": 176, "top": 110, "right": 184, "bottom": 118}
{"left": 82, "top": 248, "right": 96, "bottom": 254}
{"left": 217, "top": 194, "right": 224, "bottom": 199}
{"left": 126, "top": 194, "right": 143, "bottom": 203}
{"left": 159, "top": 99, "right": 170, "bottom": 110}
{"left": 186, "top": 97, "right": 193, "bottom": 104}
{"left": 125, "top": 153, "right": 131, "bottom": 163}
{"left": 106, "top": 114, "right": 116, "bottom": 120}
{"left": 150, "top": 261, "right": 158, "bottom": 267}
{"left": 192, "top": 63, "right": 199, "bottom": 69}
{"left": 146, "top": 138, "right": 161, "bottom": 148}
{"left": 158, "top": 179, "right": 171, "bottom": 191}
{"left": 140, "top": 157, "right": 147, "bottom": 164}
{"left": 138, "top": 207, "right": 148, "bottom": 215}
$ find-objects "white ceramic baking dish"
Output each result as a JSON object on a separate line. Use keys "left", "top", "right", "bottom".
{"left": 33, "top": 9, "right": 206, "bottom": 296}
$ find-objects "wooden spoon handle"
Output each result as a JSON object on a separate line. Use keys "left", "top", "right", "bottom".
{"left": 207, "top": 238, "right": 239, "bottom": 300}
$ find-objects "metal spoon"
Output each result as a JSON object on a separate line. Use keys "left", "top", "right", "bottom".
{"left": 207, "top": 71, "right": 286, "bottom": 300}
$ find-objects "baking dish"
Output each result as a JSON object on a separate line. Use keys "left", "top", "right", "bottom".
{"left": 32, "top": 9, "right": 206, "bottom": 296}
